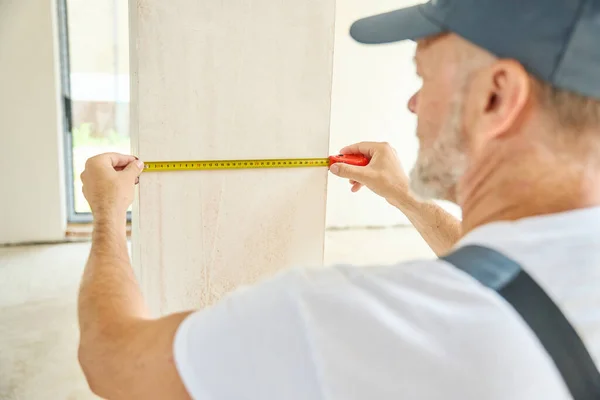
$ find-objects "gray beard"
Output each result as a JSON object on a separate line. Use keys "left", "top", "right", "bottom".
{"left": 408, "top": 93, "right": 468, "bottom": 202}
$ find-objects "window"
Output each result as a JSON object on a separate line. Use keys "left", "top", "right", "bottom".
{"left": 57, "top": 0, "right": 130, "bottom": 222}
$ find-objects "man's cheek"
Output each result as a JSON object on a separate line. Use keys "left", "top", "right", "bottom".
{"left": 416, "top": 110, "right": 442, "bottom": 148}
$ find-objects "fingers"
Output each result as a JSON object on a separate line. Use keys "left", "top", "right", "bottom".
{"left": 339, "top": 141, "right": 393, "bottom": 158}
{"left": 329, "top": 162, "right": 368, "bottom": 180}
{"left": 351, "top": 182, "right": 363, "bottom": 192}
{"left": 85, "top": 153, "right": 138, "bottom": 171}
{"left": 123, "top": 159, "right": 145, "bottom": 182}
{"left": 107, "top": 153, "right": 138, "bottom": 168}
{"left": 339, "top": 142, "right": 377, "bottom": 157}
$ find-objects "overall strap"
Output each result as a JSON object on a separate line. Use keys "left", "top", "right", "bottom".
{"left": 441, "top": 245, "right": 600, "bottom": 399}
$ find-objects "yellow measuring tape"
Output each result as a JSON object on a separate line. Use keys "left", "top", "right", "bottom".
{"left": 142, "top": 155, "right": 369, "bottom": 172}
{"left": 143, "top": 158, "right": 330, "bottom": 171}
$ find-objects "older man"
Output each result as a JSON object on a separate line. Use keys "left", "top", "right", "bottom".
{"left": 77, "top": 0, "right": 600, "bottom": 399}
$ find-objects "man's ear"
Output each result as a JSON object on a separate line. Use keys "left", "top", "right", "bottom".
{"left": 470, "top": 59, "right": 531, "bottom": 142}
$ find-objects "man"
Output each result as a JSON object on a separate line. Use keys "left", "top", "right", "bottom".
{"left": 78, "top": 0, "right": 600, "bottom": 399}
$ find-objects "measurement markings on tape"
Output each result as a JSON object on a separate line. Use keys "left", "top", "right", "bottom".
{"left": 142, "top": 155, "right": 368, "bottom": 172}
{"left": 143, "top": 158, "right": 330, "bottom": 171}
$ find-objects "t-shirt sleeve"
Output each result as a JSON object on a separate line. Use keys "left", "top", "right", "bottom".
{"left": 172, "top": 269, "right": 322, "bottom": 400}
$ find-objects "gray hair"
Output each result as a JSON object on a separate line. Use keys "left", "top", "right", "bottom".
{"left": 534, "top": 78, "right": 600, "bottom": 132}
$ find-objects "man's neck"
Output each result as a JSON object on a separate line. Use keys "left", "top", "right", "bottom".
{"left": 456, "top": 143, "right": 600, "bottom": 236}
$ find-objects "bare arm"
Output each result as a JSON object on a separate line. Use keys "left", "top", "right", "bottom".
{"left": 389, "top": 196, "right": 461, "bottom": 256}
{"left": 329, "top": 141, "right": 462, "bottom": 256}
{"left": 78, "top": 154, "right": 191, "bottom": 400}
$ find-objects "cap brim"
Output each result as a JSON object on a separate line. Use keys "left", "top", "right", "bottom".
{"left": 350, "top": 5, "right": 444, "bottom": 44}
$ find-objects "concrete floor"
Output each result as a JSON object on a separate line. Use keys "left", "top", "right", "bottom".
{"left": 0, "top": 226, "right": 434, "bottom": 400}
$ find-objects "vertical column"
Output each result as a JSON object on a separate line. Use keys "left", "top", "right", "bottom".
{"left": 129, "top": 0, "right": 336, "bottom": 315}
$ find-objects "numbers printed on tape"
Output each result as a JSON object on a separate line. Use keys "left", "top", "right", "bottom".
{"left": 143, "top": 158, "right": 331, "bottom": 172}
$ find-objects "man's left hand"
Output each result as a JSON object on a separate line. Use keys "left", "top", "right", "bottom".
{"left": 80, "top": 153, "right": 144, "bottom": 220}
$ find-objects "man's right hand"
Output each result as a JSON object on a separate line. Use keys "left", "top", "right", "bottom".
{"left": 329, "top": 141, "right": 462, "bottom": 256}
{"left": 329, "top": 141, "right": 414, "bottom": 208}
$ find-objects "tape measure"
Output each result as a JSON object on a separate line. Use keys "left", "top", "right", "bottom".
{"left": 143, "top": 154, "right": 368, "bottom": 172}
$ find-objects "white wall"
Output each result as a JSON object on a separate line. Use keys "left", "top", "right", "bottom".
{"left": 326, "top": 0, "right": 423, "bottom": 228}
{"left": 326, "top": 0, "right": 460, "bottom": 228}
{"left": 0, "top": 0, "right": 66, "bottom": 244}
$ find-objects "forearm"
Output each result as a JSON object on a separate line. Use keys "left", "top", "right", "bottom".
{"left": 77, "top": 215, "right": 192, "bottom": 400}
{"left": 389, "top": 196, "right": 462, "bottom": 256}
{"left": 78, "top": 214, "right": 149, "bottom": 342}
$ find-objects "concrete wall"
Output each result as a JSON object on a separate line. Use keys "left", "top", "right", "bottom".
{"left": 327, "top": 0, "right": 425, "bottom": 228}
{"left": 0, "top": 0, "right": 66, "bottom": 244}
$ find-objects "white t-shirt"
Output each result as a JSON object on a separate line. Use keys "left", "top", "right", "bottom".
{"left": 173, "top": 206, "right": 600, "bottom": 400}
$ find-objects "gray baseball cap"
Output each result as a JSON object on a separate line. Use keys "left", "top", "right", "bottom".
{"left": 349, "top": 0, "right": 600, "bottom": 100}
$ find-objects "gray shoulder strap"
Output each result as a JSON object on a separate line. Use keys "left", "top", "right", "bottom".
{"left": 441, "top": 245, "right": 600, "bottom": 400}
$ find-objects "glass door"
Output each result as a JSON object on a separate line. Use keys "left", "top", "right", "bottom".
{"left": 57, "top": 0, "right": 131, "bottom": 222}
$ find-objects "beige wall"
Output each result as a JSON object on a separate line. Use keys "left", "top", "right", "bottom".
{"left": 0, "top": 0, "right": 66, "bottom": 244}
{"left": 326, "top": 0, "right": 461, "bottom": 227}
{"left": 327, "top": 0, "right": 421, "bottom": 227}
{"left": 67, "top": 0, "right": 129, "bottom": 74}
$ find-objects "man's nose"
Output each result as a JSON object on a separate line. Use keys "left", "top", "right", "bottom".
{"left": 407, "top": 91, "right": 419, "bottom": 114}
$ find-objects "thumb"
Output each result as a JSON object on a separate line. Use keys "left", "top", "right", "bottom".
{"left": 123, "top": 159, "right": 145, "bottom": 181}
{"left": 329, "top": 162, "right": 367, "bottom": 180}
